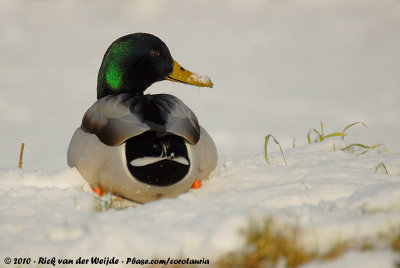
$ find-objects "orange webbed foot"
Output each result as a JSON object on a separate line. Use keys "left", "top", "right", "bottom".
{"left": 92, "top": 186, "right": 103, "bottom": 197}
{"left": 191, "top": 179, "right": 202, "bottom": 189}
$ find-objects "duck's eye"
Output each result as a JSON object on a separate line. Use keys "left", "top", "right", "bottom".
{"left": 150, "top": 50, "right": 160, "bottom": 57}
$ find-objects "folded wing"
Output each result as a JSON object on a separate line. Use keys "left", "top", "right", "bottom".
{"left": 82, "top": 94, "right": 200, "bottom": 146}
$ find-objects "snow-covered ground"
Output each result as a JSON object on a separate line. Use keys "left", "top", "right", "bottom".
{"left": 1, "top": 0, "right": 400, "bottom": 267}
{"left": 1, "top": 141, "right": 400, "bottom": 267}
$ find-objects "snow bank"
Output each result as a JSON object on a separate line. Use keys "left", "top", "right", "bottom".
{"left": 1, "top": 141, "right": 400, "bottom": 266}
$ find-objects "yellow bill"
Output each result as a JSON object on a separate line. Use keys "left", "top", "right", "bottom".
{"left": 166, "top": 60, "right": 213, "bottom": 88}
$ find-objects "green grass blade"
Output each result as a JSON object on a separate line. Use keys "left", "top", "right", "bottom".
{"left": 264, "top": 135, "right": 271, "bottom": 162}
{"left": 279, "top": 144, "right": 288, "bottom": 167}
{"left": 320, "top": 120, "right": 324, "bottom": 137}
{"left": 324, "top": 132, "right": 347, "bottom": 139}
{"left": 342, "top": 122, "right": 368, "bottom": 140}
{"left": 356, "top": 150, "right": 369, "bottom": 156}
{"left": 341, "top": 143, "right": 371, "bottom": 151}
{"left": 375, "top": 162, "right": 388, "bottom": 174}
{"left": 307, "top": 129, "right": 323, "bottom": 144}
{"left": 264, "top": 135, "right": 288, "bottom": 167}
{"left": 370, "top": 144, "right": 382, "bottom": 149}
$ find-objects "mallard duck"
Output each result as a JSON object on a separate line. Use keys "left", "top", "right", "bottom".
{"left": 67, "top": 33, "right": 217, "bottom": 203}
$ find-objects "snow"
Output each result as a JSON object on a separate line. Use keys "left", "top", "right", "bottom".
{"left": 189, "top": 73, "right": 212, "bottom": 86}
{"left": 300, "top": 250, "right": 399, "bottom": 268}
{"left": 1, "top": 0, "right": 400, "bottom": 266}
{"left": 1, "top": 141, "right": 400, "bottom": 266}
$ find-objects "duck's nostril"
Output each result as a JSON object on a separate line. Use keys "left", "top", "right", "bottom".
{"left": 180, "top": 67, "right": 185, "bottom": 71}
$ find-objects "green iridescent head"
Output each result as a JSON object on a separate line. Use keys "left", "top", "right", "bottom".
{"left": 97, "top": 33, "right": 174, "bottom": 99}
{"left": 97, "top": 33, "right": 214, "bottom": 99}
